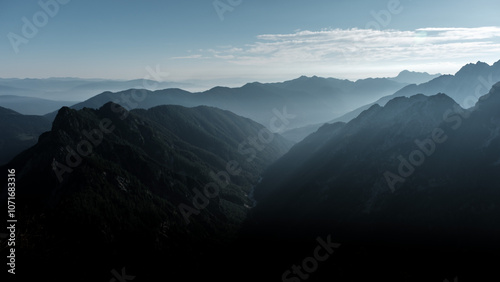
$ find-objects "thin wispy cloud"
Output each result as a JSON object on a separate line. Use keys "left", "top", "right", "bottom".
{"left": 201, "top": 27, "right": 500, "bottom": 67}
{"left": 165, "top": 26, "right": 500, "bottom": 82}
{"left": 171, "top": 54, "right": 204, "bottom": 60}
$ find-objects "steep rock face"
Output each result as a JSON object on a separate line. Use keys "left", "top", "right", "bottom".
{"left": 257, "top": 94, "right": 459, "bottom": 202}
{"left": 1, "top": 102, "right": 292, "bottom": 281}
{"left": 234, "top": 84, "right": 500, "bottom": 281}
{"left": 256, "top": 93, "right": 460, "bottom": 206}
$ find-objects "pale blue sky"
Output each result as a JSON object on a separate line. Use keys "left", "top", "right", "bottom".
{"left": 1, "top": 0, "right": 500, "bottom": 86}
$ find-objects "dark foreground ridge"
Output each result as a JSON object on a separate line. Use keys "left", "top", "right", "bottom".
{"left": 0, "top": 102, "right": 291, "bottom": 281}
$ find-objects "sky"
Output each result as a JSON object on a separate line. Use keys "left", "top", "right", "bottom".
{"left": 1, "top": 0, "right": 500, "bottom": 87}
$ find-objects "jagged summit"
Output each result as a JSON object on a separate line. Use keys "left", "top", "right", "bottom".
{"left": 455, "top": 60, "right": 493, "bottom": 77}
{"left": 391, "top": 70, "right": 441, "bottom": 84}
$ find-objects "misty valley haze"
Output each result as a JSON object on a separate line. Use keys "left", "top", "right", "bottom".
{"left": 1, "top": 59, "right": 500, "bottom": 281}
{"left": 2, "top": 1, "right": 500, "bottom": 281}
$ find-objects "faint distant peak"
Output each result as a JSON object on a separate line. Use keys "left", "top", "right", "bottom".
{"left": 390, "top": 70, "right": 441, "bottom": 85}
{"left": 241, "top": 81, "right": 264, "bottom": 88}
{"left": 296, "top": 75, "right": 322, "bottom": 81}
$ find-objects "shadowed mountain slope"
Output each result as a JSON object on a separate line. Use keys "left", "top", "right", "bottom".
{"left": 229, "top": 83, "right": 500, "bottom": 282}
{"left": 0, "top": 102, "right": 292, "bottom": 281}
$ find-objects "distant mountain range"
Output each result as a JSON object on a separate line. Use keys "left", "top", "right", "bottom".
{"left": 0, "top": 70, "right": 440, "bottom": 165}
{"left": 0, "top": 95, "right": 73, "bottom": 115}
{"left": 388, "top": 70, "right": 441, "bottom": 84}
{"left": 41, "top": 76, "right": 410, "bottom": 131}
{"left": 0, "top": 70, "right": 440, "bottom": 130}
{"left": 284, "top": 60, "right": 500, "bottom": 142}
{"left": 334, "top": 60, "right": 500, "bottom": 123}
{"left": 0, "top": 77, "right": 198, "bottom": 102}
{"left": 0, "top": 70, "right": 435, "bottom": 102}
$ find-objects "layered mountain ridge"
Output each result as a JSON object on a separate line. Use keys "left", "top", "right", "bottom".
{"left": 283, "top": 59, "right": 500, "bottom": 142}
{"left": 42, "top": 76, "right": 409, "bottom": 130}
{"left": 333, "top": 60, "right": 500, "bottom": 124}
{"left": 1, "top": 61, "right": 499, "bottom": 281}
{"left": 232, "top": 83, "right": 500, "bottom": 281}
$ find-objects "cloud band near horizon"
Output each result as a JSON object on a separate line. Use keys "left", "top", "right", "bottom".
{"left": 169, "top": 26, "right": 500, "bottom": 81}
